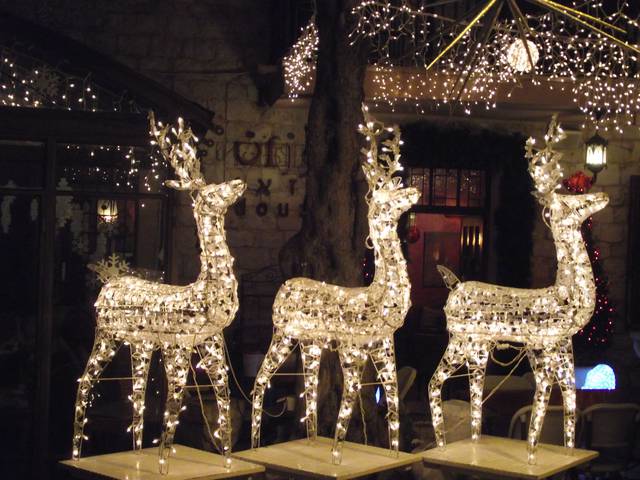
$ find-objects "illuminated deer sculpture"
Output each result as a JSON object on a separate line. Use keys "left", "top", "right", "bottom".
{"left": 71, "top": 113, "right": 246, "bottom": 473}
{"left": 428, "top": 116, "right": 609, "bottom": 464}
{"left": 251, "top": 106, "right": 419, "bottom": 464}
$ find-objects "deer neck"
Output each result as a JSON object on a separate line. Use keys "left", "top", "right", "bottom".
{"left": 194, "top": 209, "right": 235, "bottom": 282}
{"left": 553, "top": 224, "right": 595, "bottom": 318}
{"left": 371, "top": 221, "right": 411, "bottom": 316}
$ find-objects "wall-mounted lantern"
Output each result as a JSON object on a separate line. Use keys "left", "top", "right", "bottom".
{"left": 585, "top": 132, "right": 608, "bottom": 182}
{"left": 97, "top": 199, "right": 118, "bottom": 223}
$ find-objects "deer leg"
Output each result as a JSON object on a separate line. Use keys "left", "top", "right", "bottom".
{"left": 300, "top": 340, "right": 322, "bottom": 442}
{"left": 467, "top": 340, "right": 491, "bottom": 442}
{"left": 370, "top": 337, "right": 400, "bottom": 456}
{"left": 526, "top": 347, "right": 554, "bottom": 465}
{"left": 72, "top": 329, "right": 119, "bottom": 460}
{"left": 554, "top": 338, "right": 577, "bottom": 450}
{"left": 158, "top": 342, "right": 191, "bottom": 474}
{"left": 198, "top": 334, "right": 232, "bottom": 468}
{"left": 428, "top": 335, "right": 465, "bottom": 448}
{"left": 130, "top": 340, "right": 155, "bottom": 452}
{"left": 251, "top": 329, "right": 295, "bottom": 448}
{"left": 332, "top": 344, "right": 367, "bottom": 465}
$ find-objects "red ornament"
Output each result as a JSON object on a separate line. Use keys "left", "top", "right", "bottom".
{"left": 563, "top": 171, "right": 593, "bottom": 193}
{"left": 407, "top": 225, "right": 421, "bottom": 244}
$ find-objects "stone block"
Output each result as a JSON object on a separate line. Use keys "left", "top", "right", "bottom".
{"left": 612, "top": 206, "right": 629, "bottom": 223}
{"left": 276, "top": 214, "right": 302, "bottom": 232}
{"left": 193, "top": 79, "right": 218, "bottom": 99}
{"left": 595, "top": 224, "right": 625, "bottom": 243}
{"left": 620, "top": 162, "right": 640, "bottom": 178}
{"left": 604, "top": 185, "right": 625, "bottom": 207}
{"left": 594, "top": 164, "right": 620, "bottom": 186}
{"left": 253, "top": 230, "right": 285, "bottom": 248}
{"left": 595, "top": 207, "right": 613, "bottom": 224}
{"left": 243, "top": 204, "right": 278, "bottom": 229}
{"left": 227, "top": 101, "right": 262, "bottom": 123}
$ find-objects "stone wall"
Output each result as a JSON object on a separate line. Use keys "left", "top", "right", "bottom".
{"left": 0, "top": 0, "right": 310, "bottom": 283}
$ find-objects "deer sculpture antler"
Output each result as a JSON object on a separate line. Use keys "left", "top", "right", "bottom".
{"left": 360, "top": 104, "right": 404, "bottom": 193}
{"left": 149, "top": 111, "right": 205, "bottom": 191}
{"left": 526, "top": 114, "right": 565, "bottom": 204}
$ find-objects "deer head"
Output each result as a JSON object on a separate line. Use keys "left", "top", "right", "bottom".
{"left": 359, "top": 105, "right": 419, "bottom": 224}
{"left": 149, "top": 112, "right": 246, "bottom": 214}
{"left": 527, "top": 115, "right": 608, "bottom": 229}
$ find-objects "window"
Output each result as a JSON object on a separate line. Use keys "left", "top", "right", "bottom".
{"left": 409, "top": 167, "right": 485, "bottom": 208}
{"left": 0, "top": 111, "right": 169, "bottom": 477}
{"left": 406, "top": 167, "right": 489, "bottom": 325}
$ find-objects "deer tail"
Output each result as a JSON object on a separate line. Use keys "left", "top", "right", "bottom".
{"left": 437, "top": 265, "right": 460, "bottom": 290}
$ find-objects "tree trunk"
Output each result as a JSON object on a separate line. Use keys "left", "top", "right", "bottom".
{"left": 282, "top": 0, "right": 369, "bottom": 285}
{"left": 279, "top": 0, "right": 385, "bottom": 446}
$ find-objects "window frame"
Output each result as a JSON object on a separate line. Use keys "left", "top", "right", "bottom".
{"left": 0, "top": 106, "right": 173, "bottom": 474}
{"left": 408, "top": 166, "right": 490, "bottom": 216}
{"left": 406, "top": 165, "right": 491, "bottom": 281}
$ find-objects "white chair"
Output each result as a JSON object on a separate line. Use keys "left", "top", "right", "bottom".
{"left": 581, "top": 403, "right": 640, "bottom": 475}
{"left": 508, "top": 404, "right": 575, "bottom": 446}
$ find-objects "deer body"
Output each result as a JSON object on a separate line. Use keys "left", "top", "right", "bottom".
{"left": 251, "top": 107, "right": 418, "bottom": 464}
{"left": 95, "top": 201, "right": 239, "bottom": 339}
{"left": 273, "top": 220, "right": 411, "bottom": 341}
{"left": 72, "top": 114, "right": 245, "bottom": 474}
{"left": 428, "top": 117, "right": 609, "bottom": 464}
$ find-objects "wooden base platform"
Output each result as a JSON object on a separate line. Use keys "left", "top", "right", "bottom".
{"left": 421, "top": 435, "right": 598, "bottom": 480}
{"left": 59, "top": 445, "right": 265, "bottom": 480}
{"left": 232, "top": 437, "right": 420, "bottom": 479}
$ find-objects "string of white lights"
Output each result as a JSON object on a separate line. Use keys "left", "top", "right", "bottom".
{"left": 71, "top": 113, "right": 246, "bottom": 474}
{"left": 283, "top": 17, "right": 319, "bottom": 99}
{"left": 250, "top": 105, "right": 419, "bottom": 464}
{"left": 428, "top": 115, "right": 609, "bottom": 464}
{"left": 350, "top": 1, "right": 640, "bottom": 131}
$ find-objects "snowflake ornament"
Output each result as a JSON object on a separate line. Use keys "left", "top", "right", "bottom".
{"left": 88, "top": 254, "right": 131, "bottom": 283}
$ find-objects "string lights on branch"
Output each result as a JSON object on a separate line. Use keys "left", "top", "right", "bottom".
{"left": 283, "top": 17, "right": 319, "bottom": 99}
{"left": 428, "top": 115, "right": 609, "bottom": 465}
{"left": 71, "top": 112, "right": 246, "bottom": 474}
{"left": 345, "top": 1, "right": 640, "bottom": 130}
{"left": 250, "top": 105, "right": 419, "bottom": 464}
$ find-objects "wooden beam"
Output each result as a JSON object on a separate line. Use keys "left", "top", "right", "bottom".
{"left": 0, "top": 107, "right": 150, "bottom": 145}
